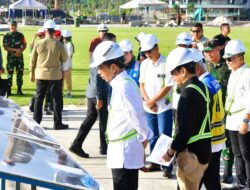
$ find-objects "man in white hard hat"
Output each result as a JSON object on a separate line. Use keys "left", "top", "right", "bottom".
{"left": 203, "top": 38, "right": 234, "bottom": 184}
{"left": 222, "top": 40, "right": 250, "bottom": 190}
{"left": 176, "top": 32, "right": 192, "bottom": 48}
{"left": 139, "top": 34, "right": 174, "bottom": 178}
{"left": 162, "top": 48, "right": 212, "bottom": 190}
{"left": 119, "top": 39, "right": 140, "bottom": 85}
{"left": 90, "top": 40, "right": 153, "bottom": 190}
{"left": 191, "top": 48, "right": 226, "bottom": 190}
{"left": 62, "top": 29, "right": 74, "bottom": 98}
{"left": 29, "top": 19, "right": 68, "bottom": 130}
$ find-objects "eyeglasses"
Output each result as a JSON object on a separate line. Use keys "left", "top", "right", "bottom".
{"left": 99, "top": 30, "right": 107, "bottom": 33}
{"left": 225, "top": 55, "right": 242, "bottom": 62}
{"left": 191, "top": 30, "right": 201, "bottom": 33}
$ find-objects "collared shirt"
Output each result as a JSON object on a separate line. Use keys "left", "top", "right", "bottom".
{"left": 107, "top": 70, "right": 153, "bottom": 169}
{"left": 192, "top": 35, "right": 208, "bottom": 51}
{"left": 125, "top": 56, "right": 140, "bottom": 86}
{"left": 207, "top": 59, "right": 230, "bottom": 104}
{"left": 225, "top": 64, "right": 250, "bottom": 131}
{"left": 139, "top": 54, "right": 174, "bottom": 114}
{"left": 30, "top": 37, "right": 67, "bottom": 80}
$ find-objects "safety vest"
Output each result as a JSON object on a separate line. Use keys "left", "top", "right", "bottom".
{"left": 186, "top": 84, "right": 212, "bottom": 144}
{"left": 225, "top": 69, "right": 246, "bottom": 116}
{"left": 105, "top": 77, "right": 139, "bottom": 144}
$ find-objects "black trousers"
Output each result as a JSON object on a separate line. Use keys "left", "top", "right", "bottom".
{"left": 200, "top": 151, "right": 222, "bottom": 190}
{"left": 229, "top": 131, "right": 250, "bottom": 188}
{"left": 112, "top": 168, "right": 138, "bottom": 190}
{"left": 73, "top": 97, "right": 108, "bottom": 150}
{"left": 33, "top": 80, "right": 63, "bottom": 125}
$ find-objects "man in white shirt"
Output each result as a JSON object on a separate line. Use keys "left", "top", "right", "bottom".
{"left": 139, "top": 34, "right": 174, "bottom": 178}
{"left": 191, "top": 23, "right": 208, "bottom": 51}
{"left": 223, "top": 40, "right": 250, "bottom": 190}
{"left": 90, "top": 41, "right": 153, "bottom": 190}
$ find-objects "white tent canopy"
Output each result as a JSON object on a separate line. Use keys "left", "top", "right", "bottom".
{"left": 9, "top": 0, "right": 47, "bottom": 10}
{"left": 120, "top": 0, "right": 167, "bottom": 9}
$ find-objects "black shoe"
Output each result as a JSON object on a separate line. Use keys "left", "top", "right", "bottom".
{"left": 99, "top": 148, "right": 107, "bottom": 155}
{"left": 69, "top": 145, "right": 89, "bottom": 158}
{"left": 53, "top": 124, "right": 69, "bottom": 130}
{"left": 223, "top": 184, "right": 245, "bottom": 190}
{"left": 222, "top": 175, "right": 234, "bottom": 184}
{"left": 145, "top": 163, "right": 161, "bottom": 172}
{"left": 163, "top": 169, "right": 173, "bottom": 179}
{"left": 17, "top": 90, "right": 24, "bottom": 95}
{"left": 45, "top": 109, "right": 52, "bottom": 115}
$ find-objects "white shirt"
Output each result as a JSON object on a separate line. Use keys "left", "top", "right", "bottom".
{"left": 139, "top": 55, "right": 174, "bottom": 114}
{"left": 192, "top": 36, "right": 208, "bottom": 51}
{"left": 62, "top": 42, "right": 74, "bottom": 71}
{"left": 226, "top": 64, "right": 250, "bottom": 131}
{"left": 107, "top": 71, "right": 153, "bottom": 169}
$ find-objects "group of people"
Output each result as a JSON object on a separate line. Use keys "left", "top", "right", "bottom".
{"left": 67, "top": 22, "right": 250, "bottom": 190}
{"left": 0, "top": 20, "right": 249, "bottom": 190}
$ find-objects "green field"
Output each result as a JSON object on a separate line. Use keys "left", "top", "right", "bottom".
{"left": 1, "top": 25, "right": 250, "bottom": 106}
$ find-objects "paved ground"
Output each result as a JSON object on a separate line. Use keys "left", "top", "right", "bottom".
{"left": 20, "top": 105, "right": 234, "bottom": 190}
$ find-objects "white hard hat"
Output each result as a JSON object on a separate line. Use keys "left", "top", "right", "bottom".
{"left": 119, "top": 39, "right": 133, "bottom": 52}
{"left": 55, "top": 25, "right": 62, "bottom": 32}
{"left": 223, "top": 40, "right": 245, "bottom": 58}
{"left": 97, "top": 23, "right": 109, "bottom": 32}
{"left": 44, "top": 20, "right": 56, "bottom": 29}
{"left": 189, "top": 48, "right": 205, "bottom": 63}
{"left": 176, "top": 32, "right": 192, "bottom": 46}
{"left": 37, "top": 27, "right": 45, "bottom": 34}
{"left": 62, "top": 29, "right": 72, "bottom": 38}
{"left": 135, "top": 32, "right": 146, "bottom": 41}
{"left": 166, "top": 47, "right": 195, "bottom": 73}
{"left": 140, "top": 34, "right": 159, "bottom": 52}
{"left": 90, "top": 41, "right": 124, "bottom": 68}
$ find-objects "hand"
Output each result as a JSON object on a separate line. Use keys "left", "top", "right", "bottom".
{"left": 62, "top": 71, "right": 67, "bottom": 79}
{"left": 96, "top": 99, "right": 103, "bottom": 110}
{"left": 239, "top": 122, "right": 248, "bottom": 135}
{"left": 150, "top": 104, "right": 158, "bottom": 113}
{"left": 0, "top": 68, "right": 4, "bottom": 74}
{"left": 30, "top": 73, "right": 35, "bottom": 82}
{"left": 146, "top": 99, "right": 156, "bottom": 109}
{"left": 162, "top": 149, "right": 175, "bottom": 162}
{"left": 142, "top": 139, "right": 148, "bottom": 148}
{"left": 15, "top": 49, "right": 22, "bottom": 57}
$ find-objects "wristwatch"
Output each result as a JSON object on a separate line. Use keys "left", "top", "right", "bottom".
{"left": 243, "top": 118, "right": 250, "bottom": 124}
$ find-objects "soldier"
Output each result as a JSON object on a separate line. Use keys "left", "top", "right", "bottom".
{"left": 3, "top": 21, "right": 26, "bottom": 96}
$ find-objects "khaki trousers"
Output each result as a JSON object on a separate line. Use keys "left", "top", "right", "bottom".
{"left": 177, "top": 160, "right": 208, "bottom": 190}
{"left": 63, "top": 68, "right": 72, "bottom": 93}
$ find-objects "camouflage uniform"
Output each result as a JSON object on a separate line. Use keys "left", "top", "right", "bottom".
{"left": 3, "top": 31, "right": 26, "bottom": 88}
{"left": 207, "top": 58, "right": 234, "bottom": 181}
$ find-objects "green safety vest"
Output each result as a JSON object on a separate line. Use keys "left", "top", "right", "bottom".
{"left": 186, "top": 84, "right": 212, "bottom": 144}
{"left": 106, "top": 77, "right": 139, "bottom": 144}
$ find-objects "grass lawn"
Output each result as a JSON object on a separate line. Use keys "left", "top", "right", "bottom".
{"left": 1, "top": 25, "right": 250, "bottom": 106}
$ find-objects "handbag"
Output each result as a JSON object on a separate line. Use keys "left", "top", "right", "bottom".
{"left": 176, "top": 149, "right": 203, "bottom": 182}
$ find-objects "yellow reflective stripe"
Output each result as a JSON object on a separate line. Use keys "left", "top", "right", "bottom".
{"left": 186, "top": 84, "right": 212, "bottom": 144}
{"left": 108, "top": 130, "right": 137, "bottom": 143}
{"left": 106, "top": 77, "right": 140, "bottom": 144}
